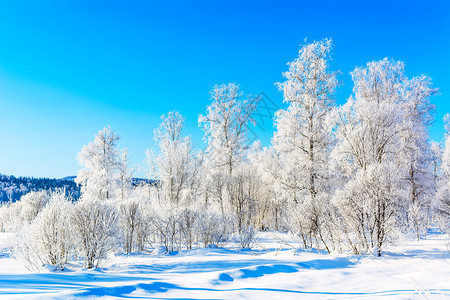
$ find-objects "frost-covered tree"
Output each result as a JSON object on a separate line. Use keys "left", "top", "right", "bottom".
{"left": 249, "top": 144, "right": 290, "bottom": 232}
{"left": 270, "top": 39, "right": 339, "bottom": 252}
{"left": 116, "top": 149, "right": 134, "bottom": 202}
{"left": 332, "top": 58, "right": 423, "bottom": 255}
{"left": 436, "top": 114, "right": 450, "bottom": 233}
{"left": 226, "top": 164, "right": 259, "bottom": 234}
{"left": 199, "top": 83, "right": 260, "bottom": 176}
{"left": 148, "top": 111, "right": 197, "bottom": 205}
{"left": 145, "top": 111, "right": 202, "bottom": 252}
{"left": 398, "top": 75, "right": 437, "bottom": 239}
{"left": 198, "top": 84, "right": 260, "bottom": 239}
{"left": 73, "top": 127, "right": 136, "bottom": 262}
{"left": 431, "top": 141, "right": 442, "bottom": 189}
{"left": 76, "top": 126, "right": 121, "bottom": 201}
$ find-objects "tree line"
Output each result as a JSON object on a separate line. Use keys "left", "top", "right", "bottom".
{"left": 1, "top": 39, "right": 449, "bottom": 270}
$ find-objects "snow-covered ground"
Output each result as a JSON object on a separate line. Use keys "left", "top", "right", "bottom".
{"left": 0, "top": 231, "right": 449, "bottom": 299}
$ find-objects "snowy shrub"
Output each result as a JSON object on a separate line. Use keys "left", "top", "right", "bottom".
{"left": 5, "top": 190, "right": 52, "bottom": 230}
{"left": 237, "top": 224, "right": 256, "bottom": 249}
{"left": 31, "top": 191, "right": 74, "bottom": 270}
{"left": 0, "top": 190, "right": 51, "bottom": 232}
{"left": 18, "top": 190, "right": 51, "bottom": 224}
{"left": 11, "top": 190, "right": 74, "bottom": 271}
{"left": 178, "top": 207, "right": 197, "bottom": 250}
{"left": 333, "top": 165, "right": 402, "bottom": 256}
{"left": 118, "top": 197, "right": 153, "bottom": 253}
{"left": 196, "top": 205, "right": 232, "bottom": 248}
{"left": 152, "top": 207, "right": 181, "bottom": 253}
{"left": 286, "top": 203, "right": 311, "bottom": 250}
{"left": 119, "top": 198, "right": 143, "bottom": 254}
{"left": 72, "top": 199, "right": 119, "bottom": 269}
{"left": 408, "top": 201, "right": 430, "bottom": 240}
{"left": 135, "top": 200, "right": 154, "bottom": 251}
{"left": 10, "top": 223, "right": 42, "bottom": 271}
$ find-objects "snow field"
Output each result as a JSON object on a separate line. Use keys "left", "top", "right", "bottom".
{"left": 0, "top": 231, "right": 448, "bottom": 299}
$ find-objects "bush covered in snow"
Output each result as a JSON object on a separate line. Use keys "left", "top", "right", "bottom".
{"left": 72, "top": 199, "right": 119, "bottom": 269}
{"left": 11, "top": 190, "right": 73, "bottom": 271}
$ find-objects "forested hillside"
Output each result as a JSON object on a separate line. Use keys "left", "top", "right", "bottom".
{"left": 0, "top": 174, "right": 80, "bottom": 202}
{"left": 0, "top": 175, "right": 153, "bottom": 202}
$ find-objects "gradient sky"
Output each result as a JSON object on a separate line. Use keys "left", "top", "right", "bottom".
{"left": 0, "top": 0, "right": 449, "bottom": 178}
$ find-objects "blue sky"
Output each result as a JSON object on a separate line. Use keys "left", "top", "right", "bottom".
{"left": 0, "top": 0, "right": 449, "bottom": 178}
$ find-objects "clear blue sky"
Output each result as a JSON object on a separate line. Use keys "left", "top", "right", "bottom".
{"left": 0, "top": 0, "right": 449, "bottom": 178}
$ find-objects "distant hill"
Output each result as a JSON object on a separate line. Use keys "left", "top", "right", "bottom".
{"left": 61, "top": 175, "right": 155, "bottom": 186}
{"left": 0, "top": 174, "right": 80, "bottom": 202}
{"left": 0, "top": 174, "right": 155, "bottom": 202}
